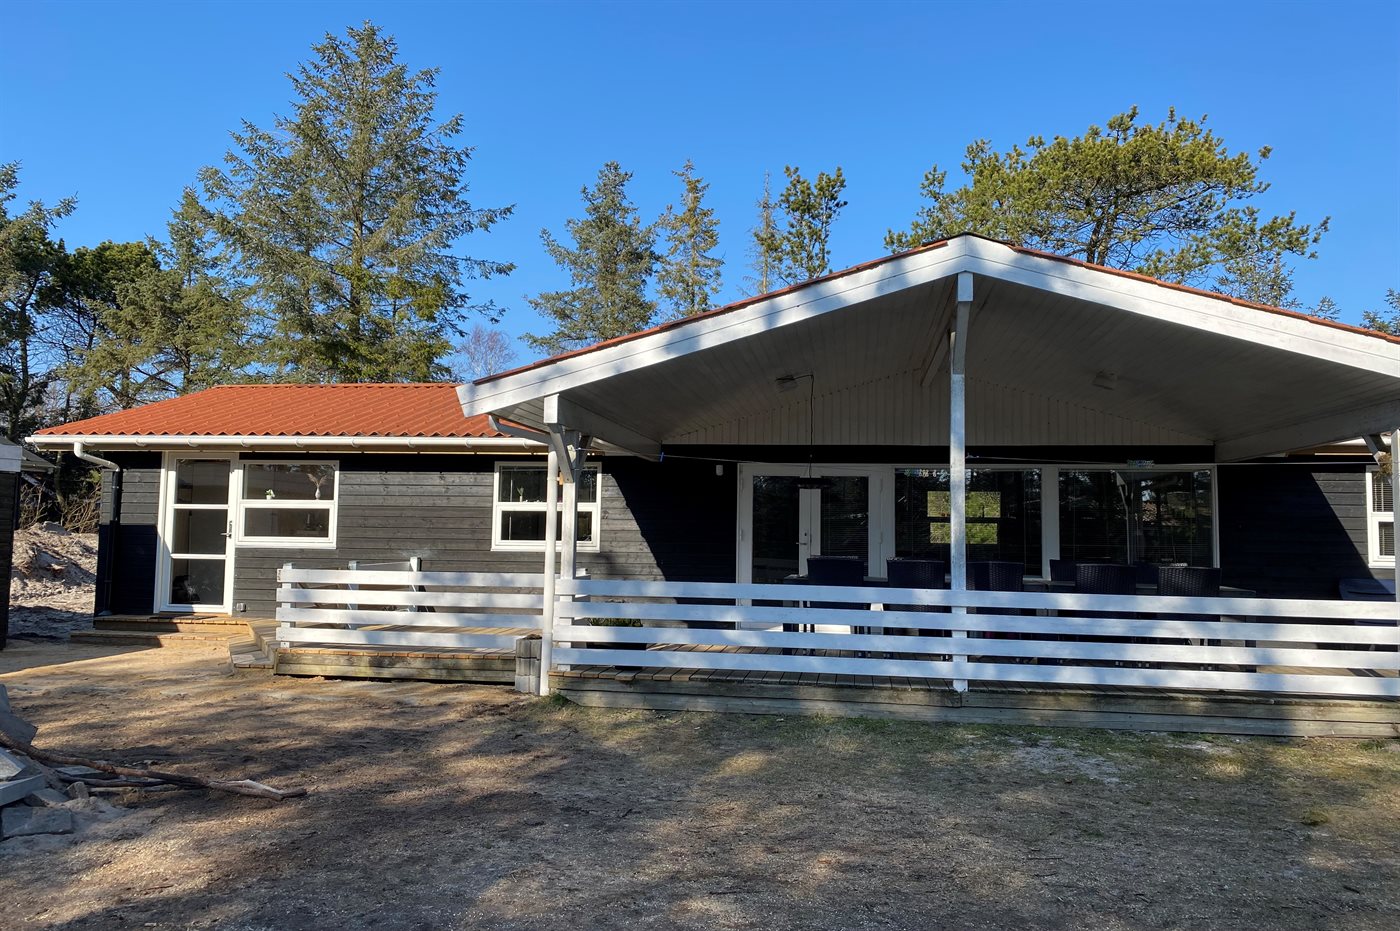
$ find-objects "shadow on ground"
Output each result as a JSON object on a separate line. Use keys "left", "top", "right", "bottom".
{"left": 0, "top": 640, "right": 1397, "bottom": 930}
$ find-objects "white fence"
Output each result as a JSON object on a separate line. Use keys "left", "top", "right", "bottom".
{"left": 275, "top": 567, "right": 545, "bottom": 652}
{"left": 554, "top": 579, "right": 1400, "bottom": 699}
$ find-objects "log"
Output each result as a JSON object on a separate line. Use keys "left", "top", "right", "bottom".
{"left": 0, "top": 733, "right": 307, "bottom": 801}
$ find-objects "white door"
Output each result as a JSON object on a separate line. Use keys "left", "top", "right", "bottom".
{"left": 158, "top": 455, "right": 236, "bottom": 613}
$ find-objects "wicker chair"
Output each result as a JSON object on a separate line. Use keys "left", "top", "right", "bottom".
{"left": 1157, "top": 566, "right": 1223, "bottom": 650}
{"left": 968, "top": 560, "right": 1025, "bottom": 593}
{"left": 1048, "top": 558, "right": 1077, "bottom": 583}
{"left": 1133, "top": 561, "right": 1188, "bottom": 586}
{"left": 797, "top": 555, "right": 868, "bottom": 653}
{"left": 885, "top": 558, "right": 948, "bottom": 641}
{"left": 1074, "top": 563, "right": 1137, "bottom": 596}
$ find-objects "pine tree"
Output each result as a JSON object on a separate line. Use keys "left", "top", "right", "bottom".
{"left": 656, "top": 160, "right": 722, "bottom": 319}
{"left": 0, "top": 162, "right": 74, "bottom": 439}
{"left": 885, "top": 107, "right": 1327, "bottom": 305}
{"left": 200, "top": 22, "right": 513, "bottom": 382}
{"left": 525, "top": 162, "right": 658, "bottom": 354}
{"left": 752, "top": 166, "right": 848, "bottom": 288}
{"left": 65, "top": 191, "right": 252, "bottom": 411}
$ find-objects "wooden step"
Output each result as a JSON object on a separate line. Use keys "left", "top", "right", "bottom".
{"left": 93, "top": 614, "right": 248, "bottom": 635}
{"left": 70, "top": 629, "right": 240, "bottom": 649}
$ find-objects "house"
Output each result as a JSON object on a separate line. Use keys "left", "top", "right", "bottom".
{"left": 26, "top": 234, "right": 1400, "bottom": 733}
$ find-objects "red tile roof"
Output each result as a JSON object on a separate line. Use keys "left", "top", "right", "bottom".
{"left": 34, "top": 384, "right": 501, "bottom": 439}
{"left": 475, "top": 233, "right": 1400, "bottom": 385}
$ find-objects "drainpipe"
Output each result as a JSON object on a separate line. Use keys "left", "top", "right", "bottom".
{"left": 73, "top": 443, "right": 119, "bottom": 472}
{"left": 74, "top": 443, "right": 121, "bottom": 616}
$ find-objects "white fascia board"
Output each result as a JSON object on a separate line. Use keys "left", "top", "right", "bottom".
{"left": 960, "top": 238, "right": 1400, "bottom": 377}
{"left": 457, "top": 242, "right": 967, "bottom": 416}
{"left": 1215, "top": 399, "right": 1400, "bottom": 461}
{"left": 25, "top": 434, "right": 548, "bottom": 452}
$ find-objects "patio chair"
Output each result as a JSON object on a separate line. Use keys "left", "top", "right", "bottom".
{"left": 1157, "top": 566, "right": 1223, "bottom": 654}
{"left": 785, "top": 556, "right": 868, "bottom": 653}
{"left": 966, "top": 561, "right": 1027, "bottom": 653}
{"left": 1075, "top": 563, "right": 1144, "bottom": 666}
{"left": 1048, "top": 558, "right": 1076, "bottom": 583}
{"left": 1133, "top": 561, "right": 1187, "bottom": 586}
{"left": 884, "top": 558, "right": 948, "bottom": 644}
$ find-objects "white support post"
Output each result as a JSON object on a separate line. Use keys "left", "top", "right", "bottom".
{"left": 949, "top": 272, "right": 973, "bottom": 692}
{"left": 538, "top": 447, "right": 561, "bottom": 696}
{"left": 1393, "top": 428, "right": 1398, "bottom": 618}
{"left": 1041, "top": 466, "right": 1060, "bottom": 581}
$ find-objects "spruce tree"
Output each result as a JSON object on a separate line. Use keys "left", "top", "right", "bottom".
{"left": 745, "top": 171, "right": 781, "bottom": 296}
{"left": 656, "top": 160, "right": 722, "bottom": 319}
{"left": 200, "top": 22, "right": 513, "bottom": 382}
{"left": 752, "top": 165, "right": 848, "bottom": 287}
{"left": 525, "top": 162, "right": 658, "bottom": 354}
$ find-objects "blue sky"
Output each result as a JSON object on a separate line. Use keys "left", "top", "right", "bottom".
{"left": 4, "top": 0, "right": 1398, "bottom": 361}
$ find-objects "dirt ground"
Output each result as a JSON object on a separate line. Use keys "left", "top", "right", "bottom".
{"left": 1, "top": 636, "right": 1398, "bottom": 931}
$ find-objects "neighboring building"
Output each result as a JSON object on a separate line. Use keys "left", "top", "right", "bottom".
{"left": 0, "top": 439, "right": 57, "bottom": 650}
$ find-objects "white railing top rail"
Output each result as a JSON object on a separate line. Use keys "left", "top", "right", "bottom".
{"left": 558, "top": 578, "right": 1398, "bottom": 622}
{"left": 279, "top": 567, "right": 549, "bottom": 588}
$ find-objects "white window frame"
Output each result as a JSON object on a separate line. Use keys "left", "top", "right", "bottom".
{"left": 492, "top": 461, "right": 602, "bottom": 553}
{"left": 1366, "top": 466, "right": 1395, "bottom": 569}
{"left": 233, "top": 459, "right": 340, "bottom": 550}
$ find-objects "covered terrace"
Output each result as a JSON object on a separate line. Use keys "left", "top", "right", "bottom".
{"left": 457, "top": 234, "right": 1400, "bottom": 719}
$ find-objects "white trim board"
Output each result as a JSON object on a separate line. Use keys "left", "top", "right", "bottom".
{"left": 459, "top": 237, "right": 1400, "bottom": 421}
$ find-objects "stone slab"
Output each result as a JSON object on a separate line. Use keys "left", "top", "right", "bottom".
{"left": 26, "top": 788, "right": 69, "bottom": 807}
{"left": 0, "top": 709, "right": 37, "bottom": 745}
{"left": 2, "top": 806, "right": 74, "bottom": 838}
{"left": 0, "top": 748, "right": 34, "bottom": 780}
{"left": 0, "top": 775, "right": 46, "bottom": 807}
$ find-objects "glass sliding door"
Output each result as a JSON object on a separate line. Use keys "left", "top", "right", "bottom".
{"left": 161, "top": 456, "right": 235, "bottom": 611}
{"left": 1059, "top": 469, "right": 1214, "bottom": 567}
{"left": 750, "top": 474, "right": 804, "bottom": 584}
{"left": 741, "top": 466, "right": 882, "bottom": 583}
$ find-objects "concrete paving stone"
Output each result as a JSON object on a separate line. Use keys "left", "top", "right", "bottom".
{"left": 0, "top": 709, "right": 37, "bottom": 745}
{"left": 2, "top": 805, "right": 74, "bottom": 838}
{"left": 0, "top": 775, "right": 47, "bottom": 807}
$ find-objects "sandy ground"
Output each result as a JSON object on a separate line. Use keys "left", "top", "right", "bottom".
{"left": 1, "top": 637, "right": 1398, "bottom": 930}
{"left": 9, "top": 524, "right": 98, "bottom": 641}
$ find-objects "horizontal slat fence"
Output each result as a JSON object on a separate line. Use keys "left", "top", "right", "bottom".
{"left": 555, "top": 579, "right": 1400, "bottom": 699}
{"left": 275, "top": 567, "right": 546, "bottom": 652}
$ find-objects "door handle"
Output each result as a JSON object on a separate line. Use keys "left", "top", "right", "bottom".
{"left": 222, "top": 520, "right": 233, "bottom": 538}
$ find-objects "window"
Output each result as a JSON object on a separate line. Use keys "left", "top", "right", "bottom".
{"left": 894, "top": 468, "right": 1042, "bottom": 573}
{"left": 1368, "top": 469, "right": 1395, "bottom": 568}
{"left": 235, "top": 461, "right": 338, "bottom": 548}
{"left": 1059, "top": 469, "right": 1213, "bottom": 568}
{"left": 493, "top": 462, "right": 601, "bottom": 551}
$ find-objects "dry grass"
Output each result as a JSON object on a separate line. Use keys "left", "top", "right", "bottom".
{"left": 2, "top": 637, "right": 1398, "bottom": 930}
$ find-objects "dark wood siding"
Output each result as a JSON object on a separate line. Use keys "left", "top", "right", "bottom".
{"left": 0, "top": 471, "right": 17, "bottom": 648}
{"left": 1218, "top": 461, "right": 1384, "bottom": 599}
{"left": 231, "top": 454, "right": 737, "bottom": 616}
{"left": 96, "top": 453, "right": 162, "bottom": 616}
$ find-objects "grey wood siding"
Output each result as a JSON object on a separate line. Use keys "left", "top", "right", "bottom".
{"left": 1218, "top": 461, "right": 1384, "bottom": 599}
{"left": 232, "top": 454, "right": 737, "bottom": 616}
{"left": 99, "top": 453, "right": 161, "bottom": 616}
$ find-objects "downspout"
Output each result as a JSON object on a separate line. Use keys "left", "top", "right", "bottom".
{"left": 74, "top": 443, "right": 120, "bottom": 616}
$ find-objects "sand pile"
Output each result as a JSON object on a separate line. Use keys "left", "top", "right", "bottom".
{"left": 9, "top": 523, "right": 97, "bottom": 640}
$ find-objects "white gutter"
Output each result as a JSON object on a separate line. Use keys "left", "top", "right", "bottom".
{"left": 73, "top": 442, "right": 119, "bottom": 470}
{"left": 27, "top": 434, "right": 548, "bottom": 452}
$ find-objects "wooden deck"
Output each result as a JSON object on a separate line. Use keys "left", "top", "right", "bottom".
{"left": 551, "top": 644, "right": 1400, "bottom": 738}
